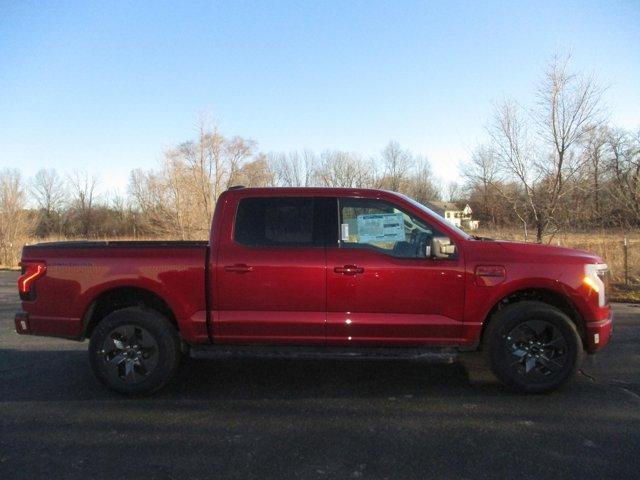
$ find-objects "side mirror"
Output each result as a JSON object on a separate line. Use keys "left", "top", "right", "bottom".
{"left": 431, "top": 236, "right": 456, "bottom": 259}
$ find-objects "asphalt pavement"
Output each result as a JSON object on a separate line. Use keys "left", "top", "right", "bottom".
{"left": 1, "top": 270, "right": 638, "bottom": 479}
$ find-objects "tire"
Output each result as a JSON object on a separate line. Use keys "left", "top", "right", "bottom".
{"left": 89, "top": 307, "right": 181, "bottom": 396}
{"left": 484, "top": 301, "right": 584, "bottom": 393}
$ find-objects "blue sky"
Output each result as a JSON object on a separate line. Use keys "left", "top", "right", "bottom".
{"left": 1, "top": 0, "right": 639, "bottom": 193}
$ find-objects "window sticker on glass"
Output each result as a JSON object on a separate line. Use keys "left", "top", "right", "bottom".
{"left": 356, "top": 213, "right": 406, "bottom": 243}
{"left": 341, "top": 223, "right": 349, "bottom": 241}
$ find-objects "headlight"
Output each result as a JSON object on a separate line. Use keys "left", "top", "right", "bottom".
{"left": 584, "top": 264, "right": 608, "bottom": 306}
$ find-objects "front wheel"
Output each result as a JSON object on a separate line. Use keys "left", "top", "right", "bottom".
{"left": 89, "top": 307, "right": 181, "bottom": 396}
{"left": 484, "top": 301, "right": 584, "bottom": 393}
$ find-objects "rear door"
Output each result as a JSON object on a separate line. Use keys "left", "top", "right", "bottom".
{"left": 215, "top": 196, "right": 336, "bottom": 344}
{"left": 326, "top": 197, "right": 465, "bottom": 345}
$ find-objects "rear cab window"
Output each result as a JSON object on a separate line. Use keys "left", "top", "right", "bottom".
{"left": 234, "top": 197, "right": 337, "bottom": 247}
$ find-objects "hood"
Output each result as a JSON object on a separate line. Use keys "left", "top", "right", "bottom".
{"left": 493, "top": 240, "right": 602, "bottom": 264}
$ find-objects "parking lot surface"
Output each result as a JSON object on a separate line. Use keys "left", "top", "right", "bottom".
{"left": 1, "top": 270, "right": 639, "bottom": 479}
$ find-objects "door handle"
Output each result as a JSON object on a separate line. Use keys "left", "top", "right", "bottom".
{"left": 224, "top": 264, "right": 253, "bottom": 273}
{"left": 334, "top": 265, "right": 364, "bottom": 275}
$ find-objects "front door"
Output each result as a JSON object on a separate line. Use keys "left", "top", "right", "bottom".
{"left": 326, "top": 197, "right": 465, "bottom": 345}
{"left": 215, "top": 196, "right": 335, "bottom": 344}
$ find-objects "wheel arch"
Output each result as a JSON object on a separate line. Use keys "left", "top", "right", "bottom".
{"left": 82, "top": 286, "right": 179, "bottom": 339}
{"left": 479, "top": 287, "right": 587, "bottom": 350}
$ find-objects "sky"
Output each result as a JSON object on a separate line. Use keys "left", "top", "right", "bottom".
{"left": 1, "top": 0, "right": 639, "bottom": 195}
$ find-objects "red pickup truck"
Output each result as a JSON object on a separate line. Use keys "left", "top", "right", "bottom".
{"left": 16, "top": 187, "right": 612, "bottom": 395}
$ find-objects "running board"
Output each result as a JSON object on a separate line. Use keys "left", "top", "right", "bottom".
{"left": 188, "top": 344, "right": 458, "bottom": 363}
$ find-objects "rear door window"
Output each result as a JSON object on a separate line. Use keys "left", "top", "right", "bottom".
{"left": 234, "top": 197, "right": 336, "bottom": 247}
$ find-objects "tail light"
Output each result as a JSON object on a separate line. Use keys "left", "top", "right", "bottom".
{"left": 18, "top": 261, "right": 47, "bottom": 300}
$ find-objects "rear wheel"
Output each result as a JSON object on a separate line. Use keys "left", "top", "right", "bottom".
{"left": 89, "top": 307, "right": 181, "bottom": 396}
{"left": 484, "top": 301, "right": 583, "bottom": 393}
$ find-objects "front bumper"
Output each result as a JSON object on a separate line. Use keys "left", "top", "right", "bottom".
{"left": 585, "top": 311, "right": 613, "bottom": 353}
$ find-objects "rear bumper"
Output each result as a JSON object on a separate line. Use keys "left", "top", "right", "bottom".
{"left": 14, "top": 311, "right": 30, "bottom": 334}
{"left": 14, "top": 311, "right": 82, "bottom": 340}
{"left": 585, "top": 312, "right": 613, "bottom": 353}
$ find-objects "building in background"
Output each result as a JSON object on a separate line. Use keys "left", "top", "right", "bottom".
{"left": 426, "top": 201, "right": 479, "bottom": 231}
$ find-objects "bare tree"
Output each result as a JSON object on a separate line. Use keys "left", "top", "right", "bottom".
{"left": 269, "top": 151, "right": 318, "bottom": 187}
{"left": 532, "top": 56, "right": 605, "bottom": 236}
{"left": 380, "top": 141, "right": 412, "bottom": 191}
{"left": 488, "top": 57, "right": 605, "bottom": 241}
{"left": 226, "top": 135, "right": 257, "bottom": 186}
{"left": 606, "top": 128, "right": 640, "bottom": 225}
{"left": 463, "top": 145, "right": 499, "bottom": 226}
{"left": 179, "top": 123, "right": 222, "bottom": 225}
{"left": 129, "top": 119, "right": 258, "bottom": 239}
{"left": 166, "top": 150, "right": 200, "bottom": 239}
{"left": 445, "top": 181, "right": 462, "bottom": 202}
{"left": 582, "top": 126, "right": 609, "bottom": 225}
{"left": 0, "top": 169, "right": 35, "bottom": 266}
{"left": 129, "top": 168, "right": 176, "bottom": 237}
{"left": 489, "top": 99, "right": 539, "bottom": 240}
{"left": 405, "top": 156, "right": 441, "bottom": 204}
{"left": 233, "top": 154, "right": 275, "bottom": 187}
{"left": 107, "top": 189, "right": 130, "bottom": 227}
{"left": 30, "top": 168, "right": 67, "bottom": 236}
{"left": 31, "top": 168, "right": 67, "bottom": 215}
{"left": 67, "top": 170, "right": 99, "bottom": 236}
{"left": 314, "top": 151, "right": 374, "bottom": 188}
{"left": 177, "top": 120, "right": 257, "bottom": 230}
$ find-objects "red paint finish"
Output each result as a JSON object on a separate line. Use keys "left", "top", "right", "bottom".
{"left": 17, "top": 187, "right": 613, "bottom": 356}
{"left": 216, "top": 245, "right": 327, "bottom": 343}
{"left": 460, "top": 240, "right": 612, "bottom": 352}
{"left": 325, "top": 248, "right": 465, "bottom": 345}
{"left": 19, "top": 243, "right": 208, "bottom": 343}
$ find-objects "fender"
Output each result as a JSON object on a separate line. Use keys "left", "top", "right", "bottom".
{"left": 461, "top": 276, "right": 583, "bottom": 349}
{"left": 78, "top": 278, "right": 209, "bottom": 344}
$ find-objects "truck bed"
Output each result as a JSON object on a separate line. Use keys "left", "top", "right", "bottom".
{"left": 20, "top": 240, "right": 210, "bottom": 343}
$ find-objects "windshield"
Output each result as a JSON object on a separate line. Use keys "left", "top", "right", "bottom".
{"left": 399, "top": 193, "right": 472, "bottom": 240}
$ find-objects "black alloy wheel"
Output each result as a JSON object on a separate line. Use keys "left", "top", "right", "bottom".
{"left": 504, "top": 320, "right": 569, "bottom": 379}
{"left": 484, "top": 300, "right": 583, "bottom": 393}
{"left": 100, "top": 324, "right": 160, "bottom": 384}
{"left": 89, "top": 307, "right": 181, "bottom": 396}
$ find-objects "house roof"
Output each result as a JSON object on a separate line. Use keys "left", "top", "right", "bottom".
{"left": 426, "top": 201, "right": 463, "bottom": 213}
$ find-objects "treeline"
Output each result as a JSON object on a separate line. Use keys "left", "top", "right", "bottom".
{"left": 1, "top": 56, "right": 638, "bottom": 266}
{"left": 129, "top": 135, "right": 441, "bottom": 239}
{"left": 463, "top": 56, "right": 639, "bottom": 241}
{"left": 464, "top": 125, "right": 640, "bottom": 236}
{"left": 0, "top": 139, "right": 441, "bottom": 264}
{"left": 0, "top": 169, "right": 139, "bottom": 265}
